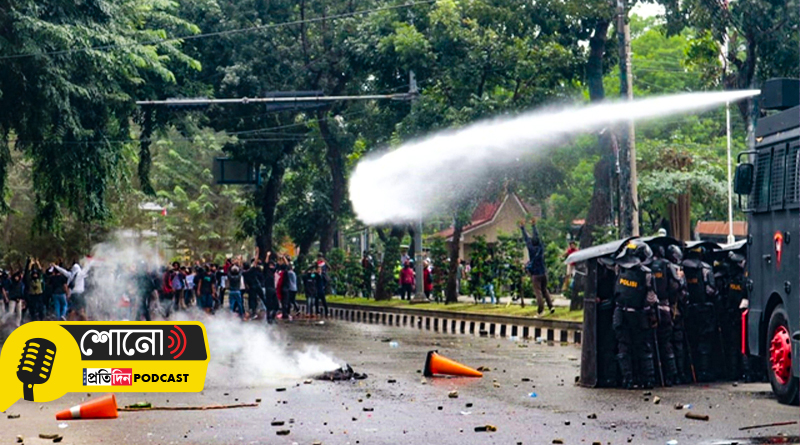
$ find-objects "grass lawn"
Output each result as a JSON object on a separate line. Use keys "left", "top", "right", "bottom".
{"left": 311, "top": 295, "right": 584, "bottom": 322}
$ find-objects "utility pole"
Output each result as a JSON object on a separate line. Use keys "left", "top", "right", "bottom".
{"left": 407, "top": 71, "right": 428, "bottom": 303}
{"left": 616, "top": 0, "right": 639, "bottom": 237}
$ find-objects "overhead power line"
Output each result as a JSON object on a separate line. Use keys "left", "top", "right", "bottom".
{"left": 0, "top": 0, "right": 436, "bottom": 61}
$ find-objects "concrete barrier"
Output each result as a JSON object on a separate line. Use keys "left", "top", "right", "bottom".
{"left": 297, "top": 300, "right": 582, "bottom": 344}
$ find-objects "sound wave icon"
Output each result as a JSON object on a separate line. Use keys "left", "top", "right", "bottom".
{"left": 167, "top": 326, "right": 187, "bottom": 359}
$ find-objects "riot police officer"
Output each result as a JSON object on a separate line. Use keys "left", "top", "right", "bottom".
{"left": 721, "top": 251, "right": 751, "bottom": 381}
{"left": 597, "top": 256, "right": 620, "bottom": 387}
{"left": 666, "top": 244, "right": 690, "bottom": 384}
{"left": 649, "top": 245, "right": 679, "bottom": 386}
{"left": 613, "top": 240, "right": 659, "bottom": 389}
{"left": 682, "top": 245, "right": 718, "bottom": 382}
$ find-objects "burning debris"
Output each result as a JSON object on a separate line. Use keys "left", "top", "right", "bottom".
{"left": 313, "top": 364, "right": 368, "bottom": 381}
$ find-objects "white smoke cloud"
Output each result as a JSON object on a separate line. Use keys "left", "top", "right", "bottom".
{"left": 80, "top": 234, "right": 341, "bottom": 384}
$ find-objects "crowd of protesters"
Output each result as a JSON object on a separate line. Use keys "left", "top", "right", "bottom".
{"left": 0, "top": 252, "right": 332, "bottom": 327}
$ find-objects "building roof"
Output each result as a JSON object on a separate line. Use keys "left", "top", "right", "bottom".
{"left": 694, "top": 221, "right": 747, "bottom": 237}
{"left": 435, "top": 193, "right": 534, "bottom": 241}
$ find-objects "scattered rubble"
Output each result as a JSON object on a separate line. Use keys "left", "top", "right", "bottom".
{"left": 120, "top": 403, "right": 258, "bottom": 412}
{"left": 685, "top": 412, "right": 709, "bottom": 421}
{"left": 276, "top": 430, "right": 290, "bottom": 436}
{"left": 474, "top": 425, "right": 497, "bottom": 432}
{"left": 448, "top": 391, "right": 459, "bottom": 399}
{"left": 7, "top": 414, "right": 20, "bottom": 419}
{"left": 314, "top": 364, "right": 368, "bottom": 381}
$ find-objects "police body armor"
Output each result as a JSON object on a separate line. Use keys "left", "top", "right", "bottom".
{"left": 614, "top": 266, "right": 649, "bottom": 309}
{"left": 666, "top": 263, "right": 684, "bottom": 306}
{"left": 613, "top": 264, "right": 656, "bottom": 388}
{"left": 649, "top": 258, "right": 670, "bottom": 303}
{"left": 682, "top": 259, "right": 714, "bottom": 305}
{"left": 723, "top": 265, "right": 751, "bottom": 380}
{"left": 727, "top": 273, "right": 746, "bottom": 309}
{"left": 681, "top": 258, "right": 718, "bottom": 382}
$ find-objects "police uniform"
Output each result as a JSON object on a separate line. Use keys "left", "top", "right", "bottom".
{"left": 612, "top": 241, "right": 658, "bottom": 389}
{"left": 721, "top": 252, "right": 751, "bottom": 381}
{"left": 665, "top": 245, "right": 689, "bottom": 384}
{"left": 650, "top": 248, "right": 679, "bottom": 386}
{"left": 682, "top": 247, "right": 718, "bottom": 382}
{"left": 597, "top": 257, "right": 619, "bottom": 387}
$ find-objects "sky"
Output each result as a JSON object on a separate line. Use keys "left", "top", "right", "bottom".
{"left": 632, "top": 2, "right": 666, "bottom": 18}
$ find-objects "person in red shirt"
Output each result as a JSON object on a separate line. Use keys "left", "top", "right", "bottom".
{"left": 562, "top": 241, "right": 579, "bottom": 292}
{"left": 399, "top": 261, "right": 415, "bottom": 301}
{"left": 423, "top": 260, "right": 433, "bottom": 301}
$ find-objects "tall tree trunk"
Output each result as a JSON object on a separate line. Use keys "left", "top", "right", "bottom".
{"left": 668, "top": 193, "right": 692, "bottom": 241}
{"left": 375, "top": 225, "right": 404, "bottom": 301}
{"left": 580, "top": 19, "right": 613, "bottom": 249}
{"left": 586, "top": 19, "right": 610, "bottom": 104}
{"left": 316, "top": 112, "right": 347, "bottom": 255}
{"left": 256, "top": 161, "right": 286, "bottom": 261}
{"left": 445, "top": 222, "right": 464, "bottom": 303}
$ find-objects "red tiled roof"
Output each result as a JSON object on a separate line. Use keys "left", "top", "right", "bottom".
{"left": 695, "top": 221, "right": 747, "bottom": 237}
{"left": 471, "top": 201, "right": 501, "bottom": 222}
{"left": 435, "top": 200, "right": 501, "bottom": 240}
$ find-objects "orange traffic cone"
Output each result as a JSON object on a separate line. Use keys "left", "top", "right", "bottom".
{"left": 56, "top": 394, "right": 118, "bottom": 420}
{"left": 423, "top": 350, "right": 483, "bottom": 378}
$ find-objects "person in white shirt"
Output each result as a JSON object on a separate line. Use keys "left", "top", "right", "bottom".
{"left": 55, "top": 259, "right": 91, "bottom": 320}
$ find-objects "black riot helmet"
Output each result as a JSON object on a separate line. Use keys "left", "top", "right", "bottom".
{"left": 685, "top": 245, "right": 705, "bottom": 260}
{"left": 616, "top": 239, "right": 653, "bottom": 268}
{"left": 666, "top": 245, "right": 683, "bottom": 264}
{"left": 728, "top": 251, "right": 746, "bottom": 270}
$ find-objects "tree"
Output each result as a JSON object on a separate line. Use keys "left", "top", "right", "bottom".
{"left": 374, "top": 225, "right": 404, "bottom": 301}
{"left": 148, "top": 128, "right": 249, "bottom": 259}
{"left": 355, "top": 0, "right": 587, "bottom": 301}
{"left": 658, "top": 0, "right": 799, "bottom": 134}
{"left": 0, "top": 0, "right": 201, "bottom": 231}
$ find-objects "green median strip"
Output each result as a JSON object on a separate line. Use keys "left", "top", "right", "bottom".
{"left": 305, "top": 296, "right": 584, "bottom": 322}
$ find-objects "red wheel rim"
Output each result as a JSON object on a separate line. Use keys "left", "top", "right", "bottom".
{"left": 769, "top": 325, "right": 792, "bottom": 385}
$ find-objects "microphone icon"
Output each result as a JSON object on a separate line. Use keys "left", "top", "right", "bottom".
{"left": 17, "top": 338, "right": 57, "bottom": 402}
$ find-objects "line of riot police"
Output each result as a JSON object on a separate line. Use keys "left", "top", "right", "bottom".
{"left": 593, "top": 238, "right": 758, "bottom": 389}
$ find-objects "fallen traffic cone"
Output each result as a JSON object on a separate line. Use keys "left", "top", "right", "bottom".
{"left": 423, "top": 350, "right": 483, "bottom": 378}
{"left": 56, "top": 394, "right": 118, "bottom": 420}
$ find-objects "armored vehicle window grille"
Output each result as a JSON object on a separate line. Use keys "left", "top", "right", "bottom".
{"left": 754, "top": 151, "right": 771, "bottom": 211}
{"left": 770, "top": 145, "right": 786, "bottom": 208}
{"left": 787, "top": 142, "right": 800, "bottom": 205}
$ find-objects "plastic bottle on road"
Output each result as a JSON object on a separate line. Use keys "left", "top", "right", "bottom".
{"left": 389, "top": 341, "right": 399, "bottom": 348}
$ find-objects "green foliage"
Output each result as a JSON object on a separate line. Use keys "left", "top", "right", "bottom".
{"left": 495, "top": 231, "right": 525, "bottom": 299}
{"left": 0, "top": 0, "right": 200, "bottom": 230}
{"left": 377, "top": 235, "right": 401, "bottom": 298}
{"left": 466, "top": 235, "right": 491, "bottom": 299}
{"left": 147, "top": 127, "right": 248, "bottom": 259}
{"left": 544, "top": 241, "right": 566, "bottom": 294}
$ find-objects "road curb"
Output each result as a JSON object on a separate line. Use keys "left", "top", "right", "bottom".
{"left": 297, "top": 300, "right": 583, "bottom": 344}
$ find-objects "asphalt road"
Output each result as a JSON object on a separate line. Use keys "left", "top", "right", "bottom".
{"left": 2, "top": 319, "right": 797, "bottom": 445}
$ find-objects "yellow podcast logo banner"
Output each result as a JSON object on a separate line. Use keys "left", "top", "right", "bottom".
{"left": 0, "top": 321, "right": 210, "bottom": 411}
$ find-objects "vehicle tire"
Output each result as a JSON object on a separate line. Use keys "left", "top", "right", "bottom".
{"left": 766, "top": 305, "right": 799, "bottom": 405}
